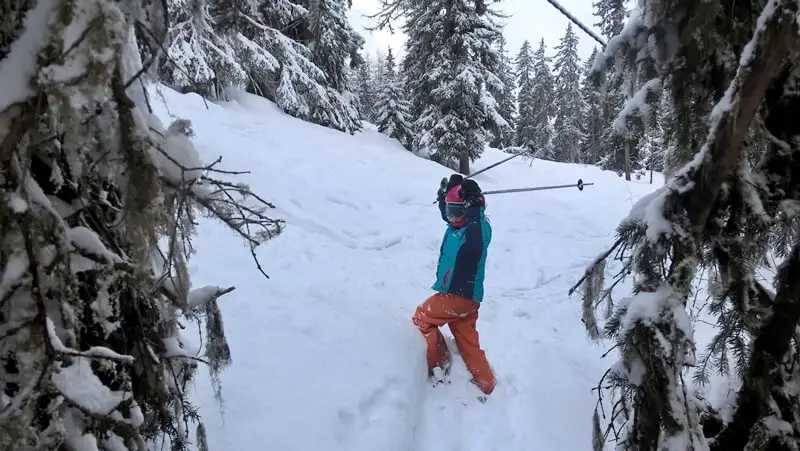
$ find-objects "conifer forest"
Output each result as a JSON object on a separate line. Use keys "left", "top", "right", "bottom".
{"left": 1, "top": 0, "right": 800, "bottom": 449}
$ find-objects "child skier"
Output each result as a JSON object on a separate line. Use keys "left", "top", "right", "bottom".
{"left": 412, "top": 174, "right": 496, "bottom": 396}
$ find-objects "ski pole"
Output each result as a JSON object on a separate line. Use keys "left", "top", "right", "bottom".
{"left": 466, "top": 152, "right": 522, "bottom": 179}
{"left": 482, "top": 179, "right": 593, "bottom": 195}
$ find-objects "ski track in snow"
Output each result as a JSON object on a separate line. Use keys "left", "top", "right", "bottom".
{"left": 149, "top": 86, "right": 661, "bottom": 451}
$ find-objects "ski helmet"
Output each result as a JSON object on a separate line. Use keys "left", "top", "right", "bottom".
{"left": 444, "top": 185, "right": 467, "bottom": 228}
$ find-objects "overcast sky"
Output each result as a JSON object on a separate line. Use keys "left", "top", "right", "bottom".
{"left": 347, "top": 0, "right": 604, "bottom": 63}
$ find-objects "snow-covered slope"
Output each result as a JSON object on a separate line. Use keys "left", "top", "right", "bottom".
{"left": 149, "top": 85, "right": 661, "bottom": 451}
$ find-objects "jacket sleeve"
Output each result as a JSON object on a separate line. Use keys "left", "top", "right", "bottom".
{"left": 447, "top": 206, "right": 485, "bottom": 300}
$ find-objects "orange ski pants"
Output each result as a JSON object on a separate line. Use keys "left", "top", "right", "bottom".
{"left": 412, "top": 292, "right": 496, "bottom": 395}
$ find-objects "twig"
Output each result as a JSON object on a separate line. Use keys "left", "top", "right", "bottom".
{"left": 569, "top": 237, "right": 625, "bottom": 295}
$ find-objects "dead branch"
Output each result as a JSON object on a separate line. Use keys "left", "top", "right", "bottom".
{"left": 569, "top": 236, "right": 624, "bottom": 295}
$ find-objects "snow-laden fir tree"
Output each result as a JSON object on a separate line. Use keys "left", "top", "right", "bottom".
{"left": 552, "top": 23, "right": 585, "bottom": 163}
{"left": 161, "top": 0, "right": 362, "bottom": 133}
{"left": 591, "top": 0, "right": 629, "bottom": 175}
{"left": 374, "top": 48, "right": 414, "bottom": 149}
{"left": 516, "top": 39, "right": 555, "bottom": 159}
{"left": 636, "top": 91, "right": 668, "bottom": 182}
{"left": 0, "top": 0, "right": 284, "bottom": 449}
{"left": 301, "top": 0, "right": 365, "bottom": 93}
{"left": 515, "top": 40, "right": 537, "bottom": 154}
{"left": 592, "top": 0, "right": 626, "bottom": 38}
{"left": 489, "top": 33, "right": 517, "bottom": 149}
{"left": 352, "top": 57, "right": 377, "bottom": 121}
{"left": 160, "top": 0, "right": 248, "bottom": 98}
{"left": 381, "top": 0, "right": 508, "bottom": 174}
{"left": 580, "top": 48, "right": 604, "bottom": 164}
{"left": 574, "top": 0, "right": 800, "bottom": 449}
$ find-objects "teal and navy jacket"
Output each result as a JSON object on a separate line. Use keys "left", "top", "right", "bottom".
{"left": 432, "top": 199, "right": 492, "bottom": 302}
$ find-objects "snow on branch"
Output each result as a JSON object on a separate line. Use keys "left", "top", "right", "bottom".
{"left": 666, "top": 0, "right": 798, "bottom": 223}
{"left": 0, "top": 0, "right": 56, "bottom": 114}
{"left": 188, "top": 286, "right": 236, "bottom": 310}
{"left": 0, "top": 0, "right": 284, "bottom": 447}
{"left": 611, "top": 77, "right": 662, "bottom": 136}
{"left": 46, "top": 318, "right": 134, "bottom": 363}
{"left": 590, "top": 8, "right": 645, "bottom": 75}
{"left": 574, "top": 0, "right": 800, "bottom": 448}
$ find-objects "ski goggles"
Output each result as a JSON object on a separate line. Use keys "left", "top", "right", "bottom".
{"left": 446, "top": 203, "right": 466, "bottom": 221}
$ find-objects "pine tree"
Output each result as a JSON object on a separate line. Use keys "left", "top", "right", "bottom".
{"left": 516, "top": 39, "right": 555, "bottom": 159}
{"left": 353, "top": 58, "right": 377, "bottom": 121}
{"left": 637, "top": 92, "right": 668, "bottom": 181}
{"left": 0, "top": 1, "right": 283, "bottom": 448}
{"left": 515, "top": 40, "right": 536, "bottom": 153}
{"left": 160, "top": 0, "right": 247, "bottom": 97}
{"left": 578, "top": 1, "right": 800, "bottom": 449}
{"left": 592, "top": 0, "right": 631, "bottom": 176}
{"left": 160, "top": 0, "right": 362, "bottom": 133}
{"left": 372, "top": 49, "right": 387, "bottom": 88}
{"left": 592, "top": 0, "right": 627, "bottom": 38}
{"left": 489, "top": 33, "right": 517, "bottom": 149}
{"left": 400, "top": 0, "right": 508, "bottom": 174}
{"left": 374, "top": 48, "right": 414, "bottom": 149}
{"left": 552, "top": 23, "right": 585, "bottom": 163}
{"left": 580, "top": 48, "right": 604, "bottom": 164}
{"left": 303, "top": 0, "right": 365, "bottom": 93}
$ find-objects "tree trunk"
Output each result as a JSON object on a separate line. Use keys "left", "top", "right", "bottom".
{"left": 459, "top": 151, "right": 470, "bottom": 175}
{"left": 624, "top": 139, "right": 632, "bottom": 181}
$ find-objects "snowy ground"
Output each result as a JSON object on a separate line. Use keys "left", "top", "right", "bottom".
{"left": 150, "top": 85, "right": 661, "bottom": 451}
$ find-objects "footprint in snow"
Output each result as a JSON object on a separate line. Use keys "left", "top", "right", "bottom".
{"left": 513, "top": 310, "right": 531, "bottom": 319}
{"left": 335, "top": 376, "right": 410, "bottom": 440}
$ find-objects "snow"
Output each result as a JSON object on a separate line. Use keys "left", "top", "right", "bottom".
{"left": 0, "top": 0, "right": 55, "bottom": 112}
{"left": 739, "top": 0, "right": 779, "bottom": 68}
{"left": 46, "top": 317, "right": 134, "bottom": 363}
{"left": 66, "top": 226, "right": 124, "bottom": 265}
{"left": 612, "top": 77, "right": 662, "bottom": 135}
{"left": 52, "top": 355, "right": 127, "bottom": 414}
{"left": 148, "top": 84, "right": 661, "bottom": 451}
{"left": 7, "top": 192, "right": 28, "bottom": 213}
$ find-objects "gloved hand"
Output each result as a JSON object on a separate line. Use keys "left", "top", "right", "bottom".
{"left": 437, "top": 174, "right": 464, "bottom": 201}
{"left": 458, "top": 179, "right": 484, "bottom": 208}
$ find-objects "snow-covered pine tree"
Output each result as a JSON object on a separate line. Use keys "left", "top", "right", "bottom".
{"left": 0, "top": 1, "right": 284, "bottom": 449}
{"left": 515, "top": 40, "right": 537, "bottom": 154}
{"left": 489, "top": 33, "right": 517, "bottom": 149}
{"left": 353, "top": 57, "right": 377, "bottom": 121}
{"left": 160, "top": 0, "right": 362, "bottom": 133}
{"left": 389, "top": 0, "right": 507, "bottom": 174}
{"left": 374, "top": 48, "right": 414, "bottom": 149}
{"left": 580, "top": 48, "right": 604, "bottom": 164}
{"left": 592, "top": 0, "right": 626, "bottom": 38}
{"left": 160, "top": 0, "right": 248, "bottom": 97}
{"left": 636, "top": 92, "right": 668, "bottom": 182}
{"left": 366, "top": 49, "right": 386, "bottom": 90}
{"left": 301, "top": 0, "right": 365, "bottom": 94}
{"left": 516, "top": 39, "right": 555, "bottom": 159}
{"left": 591, "top": 0, "right": 628, "bottom": 175}
{"left": 552, "top": 23, "right": 585, "bottom": 163}
{"left": 575, "top": 0, "right": 800, "bottom": 449}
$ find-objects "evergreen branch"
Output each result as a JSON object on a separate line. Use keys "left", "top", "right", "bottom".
{"left": 712, "top": 243, "right": 800, "bottom": 449}
{"left": 569, "top": 236, "right": 624, "bottom": 295}
{"left": 670, "top": 0, "right": 797, "bottom": 237}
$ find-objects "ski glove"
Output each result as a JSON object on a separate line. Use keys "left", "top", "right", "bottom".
{"left": 459, "top": 179, "right": 484, "bottom": 208}
{"left": 437, "top": 174, "right": 464, "bottom": 201}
